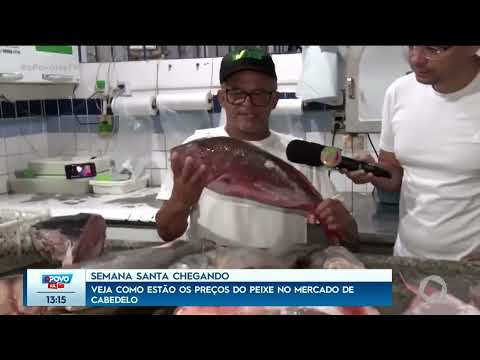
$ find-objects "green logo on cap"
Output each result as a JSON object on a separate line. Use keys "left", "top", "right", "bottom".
{"left": 231, "top": 48, "right": 266, "bottom": 62}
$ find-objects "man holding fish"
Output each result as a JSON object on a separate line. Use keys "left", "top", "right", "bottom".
{"left": 156, "top": 47, "right": 359, "bottom": 249}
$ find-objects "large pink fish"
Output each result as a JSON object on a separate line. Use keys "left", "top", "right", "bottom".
{"left": 171, "top": 136, "right": 339, "bottom": 244}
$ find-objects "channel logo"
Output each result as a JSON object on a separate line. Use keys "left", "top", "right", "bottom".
{"left": 42, "top": 274, "right": 73, "bottom": 289}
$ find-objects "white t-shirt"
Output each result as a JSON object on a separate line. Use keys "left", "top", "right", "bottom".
{"left": 380, "top": 72, "right": 480, "bottom": 261}
{"left": 157, "top": 126, "right": 337, "bottom": 248}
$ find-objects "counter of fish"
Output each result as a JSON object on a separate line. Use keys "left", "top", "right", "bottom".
{"left": 1, "top": 212, "right": 480, "bottom": 315}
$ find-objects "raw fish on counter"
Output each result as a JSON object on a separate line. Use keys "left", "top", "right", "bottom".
{"left": 31, "top": 213, "right": 107, "bottom": 267}
{"left": 171, "top": 136, "right": 339, "bottom": 244}
{"left": 0, "top": 274, "right": 49, "bottom": 315}
{"left": 174, "top": 306, "right": 380, "bottom": 315}
{"left": 308, "top": 246, "right": 366, "bottom": 269}
{"left": 399, "top": 273, "right": 480, "bottom": 315}
{"left": 470, "top": 283, "right": 480, "bottom": 309}
{"left": 0, "top": 212, "right": 106, "bottom": 274}
{"left": 65, "top": 239, "right": 215, "bottom": 269}
{"left": 0, "top": 239, "right": 215, "bottom": 314}
{"left": 0, "top": 213, "right": 107, "bottom": 315}
{"left": 169, "top": 243, "right": 366, "bottom": 270}
{"left": 1, "top": 238, "right": 381, "bottom": 315}
{"left": 170, "top": 243, "right": 380, "bottom": 315}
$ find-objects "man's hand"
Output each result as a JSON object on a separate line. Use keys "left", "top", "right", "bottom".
{"left": 340, "top": 153, "right": 377, "bottom": 184}
{"left": 308, "top": 198, "right": 359, "bottom": 250}
{"left": 169, "top": 152, "right": 208, "bottom": 210}
{"left": 341, "top": 150, "right": 403, "bottom": 193}
{"left": 155, "top": 153, "right": 209, "bottom": 242}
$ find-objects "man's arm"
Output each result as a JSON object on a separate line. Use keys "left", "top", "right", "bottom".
{"left": 155, "top": 199, "right": 191, "bottom": 242}
{"left": 155, "top": 154, "right": 207, "bottom": 242}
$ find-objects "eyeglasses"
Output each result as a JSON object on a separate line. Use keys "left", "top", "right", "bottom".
{"left": 225, "top": 88, "right": 276, "bottom": 107}
{"left": 407, "top": 46, "right": 453, "bottom": 60}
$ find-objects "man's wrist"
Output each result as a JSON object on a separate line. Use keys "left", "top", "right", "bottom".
{"left": 165, "top": 197, "right": 192, "bottom": 215}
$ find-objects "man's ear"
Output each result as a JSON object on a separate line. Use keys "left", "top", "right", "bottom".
{"left": 217, "top": 89, "right": 227, "bottom": 107}
{"left": 271, "top": 91, "right": 280, "bottom": 109}
{"left": 467, "top": 46, "right": 480, "bottom": 57}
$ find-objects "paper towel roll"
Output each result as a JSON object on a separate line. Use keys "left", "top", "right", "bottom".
{"left": 271, "top": 99, "right": 303, "bottom": 116}
{"left": 297, "top": 46, "right": 339, "bottom": 104}
{"left": 111, "top": 94, "right": 157, "bottom": 117}
{"left": 156, "top": 91, "right": 212, "bottom": 111}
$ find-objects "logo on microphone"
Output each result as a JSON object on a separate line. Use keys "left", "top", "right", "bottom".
{"left": 320, "top": 146, "right": 342, "bottom": 168}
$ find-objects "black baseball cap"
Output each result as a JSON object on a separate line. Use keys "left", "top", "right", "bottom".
{"left": 219, "top": 47, "right": 277, "bottom": 83}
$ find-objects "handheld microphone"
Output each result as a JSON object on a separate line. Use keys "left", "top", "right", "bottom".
{"left": 286, "top": 139, "right": 391, "bottom": 178}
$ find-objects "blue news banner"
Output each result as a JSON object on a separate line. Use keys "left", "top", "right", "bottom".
{"left": 25, "top": 269, "right": 392, "bottom": 307}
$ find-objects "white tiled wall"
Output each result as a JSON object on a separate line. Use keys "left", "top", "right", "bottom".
{"left": 1, "top": 130, "right": 41, "bottom": 193}
{"left": 0, "top": 155, "right": 6, "bottom": 175}
{"left": 151, "top": 133, "right": 166, "bottom": 151}
{"left": 47, "top": 133, "right": 73, "bottom": 157}
{"left": 5, "top": 137, "right": 22, "bottom": 156}
{"left": 151, "top": 151, "right": 167, "bottom": 169}
{"left": 76, "top": 133, "right": 92, "bottom": 155}
{"left": 0, "top": 137, "right": 5, "bottom": 156}
{"left": 88, "top": 135, "right": 112, "bottom": 158}
{"left": 45, "top": 132, "right": 115, "bottom": 159}
{"left": 23, "top": 134, "right": 47, "bottom": 157}
{"left": 0, "top": 175, "right": 7, "bottom": 193}
{"left": 150, "top": 169, "right": 163, "bottom": 187}
{"left": 149, "top": 132, "right": 169, "bottom": 187}
{"left": 1, "top": 131, "right": 49, "bottom": 188}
